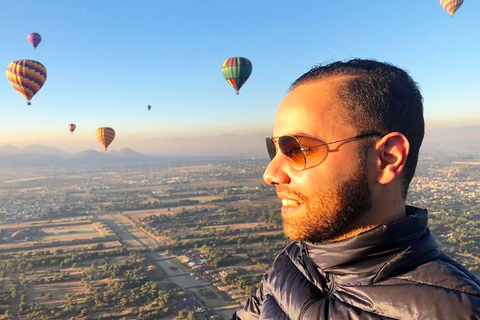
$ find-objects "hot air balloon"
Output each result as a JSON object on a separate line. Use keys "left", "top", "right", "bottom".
{"left": 147, "top": 105, "right": 151, "bottom": 111}
{"left": 96, "top": 127, "right": 115, "bottom": 151}
{"left": 440, "top": 0, "right": 464, "bottom": 17}
{"left": 6, "top": 60, "right": 47, "bottom": 105}
{"left": 68, "top": 123, "right": 76, "bottom": 134}
{"left": 221, "top": 57, "right": 252, "bottom": 95}
{"left": 27, "top": 33, "right": 42, "bottom": 49}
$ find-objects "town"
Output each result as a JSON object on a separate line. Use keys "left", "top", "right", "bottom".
{"left": 0, "top": 151, "right": 478, "bottom": 320}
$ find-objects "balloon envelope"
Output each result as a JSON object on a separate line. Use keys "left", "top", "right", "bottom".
{"left": 96, "top": 127, "right": 115, "bottom": 150}
{"left": 27, "top": 33, "right": 42, "bottom": 49}
{"left": 6, "top": 60, "right": 47, "bottom": 105}
{"left": 440, "top": 0, "right": 464, "bottom": 17}
{"left": 68, "top": 123, "right": 76, "bottom": 134}
{"left": 221, "top": 57, "right": 252, "bottom": 94}
{"left": 147, "top": 105, "right": 151, "bottom": 111}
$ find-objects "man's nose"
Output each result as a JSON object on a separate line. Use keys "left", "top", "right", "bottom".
{"left": 263, "top": 154, "right": 291, "bottom": 185}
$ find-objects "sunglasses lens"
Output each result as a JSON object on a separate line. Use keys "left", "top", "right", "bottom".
{"left": 265, "top": 138, "right": 277, "bottom": 160}
{"left": 278, "top": 136, "right": 306, "bottom": 170}
{"left": 307, "top": 146, "right": 328, "bottom": 168}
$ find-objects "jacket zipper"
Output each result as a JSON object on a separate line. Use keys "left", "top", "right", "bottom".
{"left": 297, "top": 298, "right": 317, "bottom": 320}
{"left": 296, "top": 241, "right": 335, "bottom": 320}
{"left": 296, "top": 274, "right": 335, "bottom": 320}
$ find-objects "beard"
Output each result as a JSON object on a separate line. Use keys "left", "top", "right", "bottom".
{"left": 278, "top": 166, "right": 373, "bottom": 243}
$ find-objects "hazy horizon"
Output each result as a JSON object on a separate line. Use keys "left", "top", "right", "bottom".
{"left": 0, "top": 124, "right": 477, "bottom": 157}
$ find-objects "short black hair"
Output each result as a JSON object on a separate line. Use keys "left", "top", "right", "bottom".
{"left": 291, "top": 59, "right": 424, "bottom": 198}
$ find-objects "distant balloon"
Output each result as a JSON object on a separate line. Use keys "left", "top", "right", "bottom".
{"left": 6, "top": 60, "right": 47, "bottom": 105}
{"left": 68, "top": 123, "right": 76, "bottom": 134}
{"left": 147, "top": 105, "right": 151, "bottom": 111}
{"left": 440, "top": 0, "right": 464, "bottom": 17}
{"left": 221, "top": 57, "right": 252, "bottom": 95}
{"left": 95, "top": 127, "right": 115, "bottom": 151}
{"left": 27, "top": 33, "right": 42, "bottom": 49}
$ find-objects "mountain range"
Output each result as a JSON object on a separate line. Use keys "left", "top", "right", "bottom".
{"left": 0, "top": 146, "right": 157, "bottom": 169}
{"left": 0, "top": 126, "right": 477, "bottom": 169}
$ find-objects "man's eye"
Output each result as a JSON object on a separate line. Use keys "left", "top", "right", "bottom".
{"left": 286, "top": 148, "right": 302, "bottom": 157}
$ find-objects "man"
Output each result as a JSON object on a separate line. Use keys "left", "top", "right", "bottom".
{"left": 230, "top": 59, "right": 480, "bottom": 319}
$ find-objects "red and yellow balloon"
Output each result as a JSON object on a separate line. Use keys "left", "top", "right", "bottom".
{"left": 440, "top": 0, "right": 464, "bottom": 17}
{"left": 96, "top": 127, "right": 115, "bottom": 151}
{"left": 6, "top": 60, "right": 47, "bottom": 105}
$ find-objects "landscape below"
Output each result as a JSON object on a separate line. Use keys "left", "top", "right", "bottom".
{"left": 0, "top": 146, "right": 477, "bottom": 320}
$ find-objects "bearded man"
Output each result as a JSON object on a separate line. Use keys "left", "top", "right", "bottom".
{"left": 230, "top": 59, "right": 480, "bottom": 320}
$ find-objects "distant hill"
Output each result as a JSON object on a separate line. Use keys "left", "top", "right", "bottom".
{"left": 0, "top": 145, "right": 155, "bottom": 169}
{"left": 108, "top": 148, "right": 152, "bottom": 159}
{"left": 20, "top": 144, "right": 71, "bottom": 156}
{"left": 0, "top": 144, "right": 70, "bottom": 156}
{"left": 66, "top": 149, "right": 111, "bottom": 161}
{"left": 0, "top": 145, "right": 21, "bottom": 154}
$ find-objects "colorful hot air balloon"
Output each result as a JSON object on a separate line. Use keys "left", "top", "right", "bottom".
{"left": 68, "top": 123, "right": 76, "bottom": 134}
{"left": 147, "top": 105, "right": 151, "bottom": 111}
{"left": 27, "top": 33, "right": 42, "bottom": 49}
{"left": 96, "top": 127, "right": 115, "bottom": 151}
{"left": 221, "top": 57, "right": 252, "bottom": 95}
{"left": 440, "top": 0, "right": 464, "bottom": 17}
{"left": 6, "top": 60, "right": 47, "bottom": 105}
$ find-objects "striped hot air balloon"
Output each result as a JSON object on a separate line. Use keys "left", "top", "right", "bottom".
{"left": 68, "top": 123, "right": 76, "bottom": 134}
{"left": 96, "top": 127, "right": 115, "bottom": 151}
{"left": 27, "top": 33, "right": 42, "bottom": 49}
{"left": 6, "top": 60, "right": 47, "bottom": 105}
{"left": 440, "top": 0, "right": 464, "bottom": 17}
{"left": 221, "top": 57, "right": 252, "bottom": 95}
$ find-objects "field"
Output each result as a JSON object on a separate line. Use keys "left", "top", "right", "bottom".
{"left": 0, "top": 161, "right": 282, "bottom": 319}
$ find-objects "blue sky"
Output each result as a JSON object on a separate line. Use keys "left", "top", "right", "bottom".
{"left": 0, "top": 1, "right": 478, "bottom": 153}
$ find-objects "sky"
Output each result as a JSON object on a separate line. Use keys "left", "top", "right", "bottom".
{"left": 0, "top": 0, "right": 479, "bottom": 155}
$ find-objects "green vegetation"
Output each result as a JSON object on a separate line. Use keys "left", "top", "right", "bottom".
{"left": 0, "top": 248, "right": 186, "bottom": 320}
{"left": 0, "top": 154, "right": 477, "bottom": 320}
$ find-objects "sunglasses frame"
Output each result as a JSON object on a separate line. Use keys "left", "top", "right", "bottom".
{"left": 266, "top": 132, "right": 383, "bottom": 170}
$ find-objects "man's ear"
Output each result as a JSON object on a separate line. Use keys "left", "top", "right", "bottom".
{"left": 374, "top": 132, "right": 410, "bottom": 184}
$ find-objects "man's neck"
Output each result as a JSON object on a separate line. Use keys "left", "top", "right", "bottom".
{"left": 329, "top": 204, "right": 407, "bottom": 243}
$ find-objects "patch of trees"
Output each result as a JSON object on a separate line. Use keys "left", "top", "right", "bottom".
{"left": 11, "top": 252, "right": 178, "bottom": 320}
{"left": 103, "top": 198, "right": 200, "bottom": 212}
{"left": 221, "top": 272, "right": 263, "bottom": 297}
{"left": 5, "top": 246, "right": 129, "bottom": 272}
{"left": 198, "top": 244, "right": 233, "bottom": 267}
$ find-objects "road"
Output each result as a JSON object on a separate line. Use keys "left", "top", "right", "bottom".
{"left": 96, "top": 212, "right": 230, "bottom": 319}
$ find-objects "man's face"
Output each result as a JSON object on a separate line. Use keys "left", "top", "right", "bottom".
{"left": 263, "top": 77, "right": 374, "bottom": 243}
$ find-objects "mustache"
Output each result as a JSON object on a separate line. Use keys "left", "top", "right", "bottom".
{"left": 275, "top": 186, "right": 306, "bottom": 201}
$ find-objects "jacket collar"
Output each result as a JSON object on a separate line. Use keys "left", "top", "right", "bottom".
{"left": 303, "top": 206, "right": 441, "bottom": 284}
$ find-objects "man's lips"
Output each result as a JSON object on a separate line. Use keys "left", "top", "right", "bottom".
{"left": 277, "top": 190, "right": 303, "bottom": 208}
{"left": 281, "top": 199, "right": 302, "bottom": 207}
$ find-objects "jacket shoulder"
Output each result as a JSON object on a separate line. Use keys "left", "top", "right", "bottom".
{"left": 358, "top": 258, "right": 480, "bottom": 319}
{"left": 390, "top": 257, "right": 480, "bottom": 295}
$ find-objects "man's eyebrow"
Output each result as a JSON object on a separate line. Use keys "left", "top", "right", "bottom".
{"left": 292, "top": 133, "right": 325, "bottom": 140}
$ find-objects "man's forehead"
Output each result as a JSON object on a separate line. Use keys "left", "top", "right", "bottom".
{"left": 281, "top": 75, "right": 354, "bottom": 108}
{"left": 273, "top": 75, "right": 356, "bottom": 137}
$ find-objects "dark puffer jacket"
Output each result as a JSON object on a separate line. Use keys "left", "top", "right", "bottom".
{"left": 230, "top": 206, "right": 480, "bottom": 320}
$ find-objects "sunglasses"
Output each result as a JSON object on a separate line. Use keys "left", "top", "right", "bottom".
{"left": 266, "top": 132, "right": 383, "bottom": 170}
